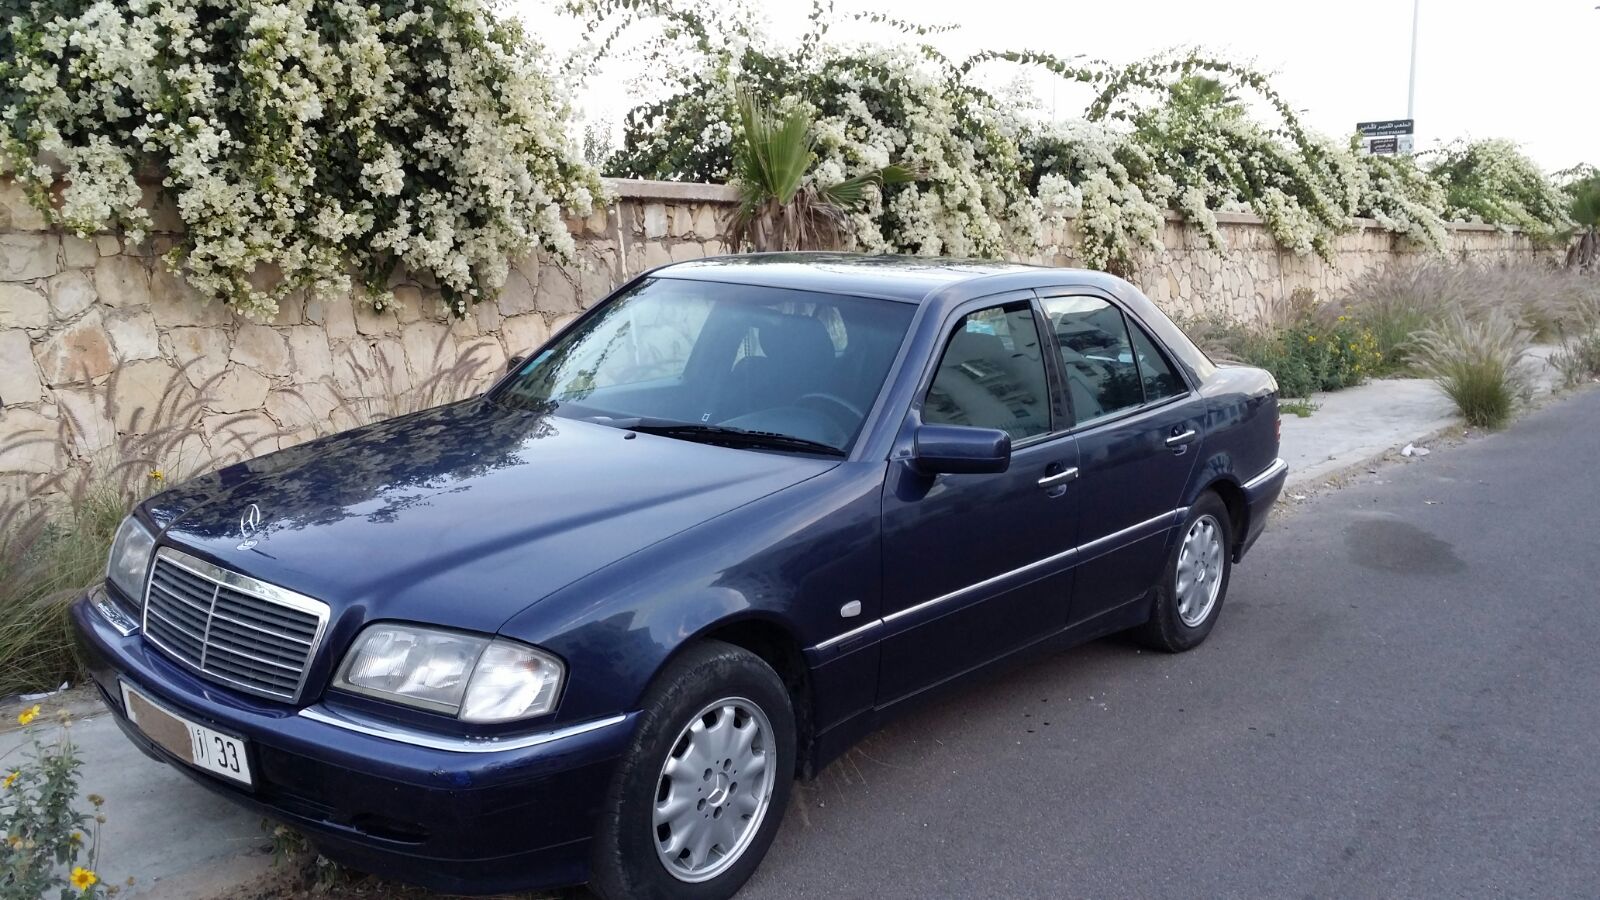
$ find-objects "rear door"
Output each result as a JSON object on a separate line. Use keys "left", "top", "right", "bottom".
{"left": 876, "top": 295, "right": 1079, "bottom": 705}
{"left": 1037, "top": 291, "right": 1206, "bottom": 626}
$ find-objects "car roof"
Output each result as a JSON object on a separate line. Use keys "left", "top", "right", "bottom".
{"left": 650, "top": 252, "right": 1092, "bottom": 303}
{"left": 648, "top": 251, "right": 1217, "bottom": 384}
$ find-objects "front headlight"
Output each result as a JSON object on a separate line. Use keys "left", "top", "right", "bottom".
{"left": 105, "top": 516, "right": 156, "bottom": 605}
{"left": 335, "top": 624, "right": 564, "bottom": 722}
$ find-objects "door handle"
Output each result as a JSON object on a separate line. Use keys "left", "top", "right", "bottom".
{"left": 1037, "top": 467, "right": 1079, "bottom": 488}
{"left": 1165, "top": 428, "right": 1198, "bottom": 447}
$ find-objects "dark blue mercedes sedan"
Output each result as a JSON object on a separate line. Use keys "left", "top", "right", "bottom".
{"left": 72, "top": 254, "right": 1286, "bottom": 898}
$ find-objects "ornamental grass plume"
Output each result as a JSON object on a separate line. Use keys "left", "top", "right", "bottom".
{"left": 1410, "top": 312, "right": 1532, "bottom": 429}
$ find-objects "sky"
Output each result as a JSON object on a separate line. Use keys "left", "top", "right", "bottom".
{"left": 517, "top": 0, "right": 1599, "bottom": 172}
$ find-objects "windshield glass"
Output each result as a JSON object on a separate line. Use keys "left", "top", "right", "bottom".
{"left": 493, "top": 277, "right": 916, "bottom": 453}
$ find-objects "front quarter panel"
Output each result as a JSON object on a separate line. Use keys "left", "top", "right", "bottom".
{"left": 498, "top": 463, "right": 886, "bottom": 731}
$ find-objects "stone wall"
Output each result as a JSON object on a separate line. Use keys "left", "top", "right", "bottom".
{"left": 0, "top": 178, "right": 739, "bottom": 513}
{"left": 0, "top": 176, "right": 1558, "bottom": 515}
{"left": 1040, "top": 211, "right": 1556, "bottom": 322}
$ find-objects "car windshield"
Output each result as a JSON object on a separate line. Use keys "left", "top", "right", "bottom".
{"left": 492, "top": 277, "right": 916, "bottom": 454}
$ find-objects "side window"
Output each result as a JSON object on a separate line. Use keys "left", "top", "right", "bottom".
{"left": 1041, "top": 296, "right": 1144, "bottom": 425}
{"left": 1127, "top": 320, "right": 1185, "bottom": 402}
{"left": 923, "top": 304, "right": 1051, "bottom": 441}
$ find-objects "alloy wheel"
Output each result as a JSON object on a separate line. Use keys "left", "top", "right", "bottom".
{"left": 652, "top": 697, "right": 777, "bottom": 883}
{"left": 1175, "top": 514, "right": 1226, "bottom": 627}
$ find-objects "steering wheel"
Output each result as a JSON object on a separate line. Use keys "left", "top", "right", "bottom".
{"left": 796, "top": 392, "right": 865, "bottom": 427}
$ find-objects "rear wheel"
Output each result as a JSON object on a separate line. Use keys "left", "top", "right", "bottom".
{"left": 590, "top": 641, "right": 795, "bottom": 900}
{"left": 1136, "top": 492, "right": 1233, "bottom": 652}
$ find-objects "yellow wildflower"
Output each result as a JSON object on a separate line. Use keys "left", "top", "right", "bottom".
{"left": 2, "top": 771, "right": 16, "bottom": 789}
{"left": 1306, "top": 334, "right": 1317, "bottom": 344}
{"left": 148, "top": 469, "right": 164, "bottom": 481}
{"left": 70, "top": 831, "right": 83, "bottom": 846}
{"left": 17, "top": 705, "right": 40, "bottom": 726}
{"left": 71, "top": 866, "right": 98, "bottom": 890}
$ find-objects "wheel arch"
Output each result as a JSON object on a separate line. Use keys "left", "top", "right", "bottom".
{"left": 645, "top": 613, "right": 816, "bottom": 779}
{"left": 1196, "top": 475, "right": 1248, "bottom": 558}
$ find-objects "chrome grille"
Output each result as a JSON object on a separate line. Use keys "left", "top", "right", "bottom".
{"left": 142, "top": 548, "right": 329, "bottom": 702}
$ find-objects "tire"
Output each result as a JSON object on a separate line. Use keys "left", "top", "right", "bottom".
{"left": 1136, "top": 491, "right": 1234, "bottom": 652}
{"left": 590, "top": 641, "right": 796, "bottom": 900}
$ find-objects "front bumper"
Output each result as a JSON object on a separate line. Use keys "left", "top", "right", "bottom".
{"left": 70, "top": 589, "right": 637, "bottom": 895}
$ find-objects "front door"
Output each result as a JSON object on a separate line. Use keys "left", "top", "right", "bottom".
{"left": 877, "top": 298, "right": 1079, "bottom": 705}
{"left": 1038, "top": 293, "right": 1206, "bottom": 626}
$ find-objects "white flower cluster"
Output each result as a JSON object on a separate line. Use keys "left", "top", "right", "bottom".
{"left": 1, "top": 0, "right": 602, "bottom": 318}
{"left": 594, "top": 2, "right": 1579, "bottom": 272}
{"left": 1428, "top": 138, "right": 1573, "bottom": 239}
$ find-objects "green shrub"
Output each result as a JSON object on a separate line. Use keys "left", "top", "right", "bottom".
{"left": 1182, "top": 310, "right": 1380, "bottom": 398}
{"left": 1411, "top": 313, "right": 1531, "bottom": 429}
{"left": 1, "top": 707, "right": 111, "bottom": 899}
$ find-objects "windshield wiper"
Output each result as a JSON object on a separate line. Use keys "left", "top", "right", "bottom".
{"left": 619, "top": 420, "right": 845, "bottom": 457}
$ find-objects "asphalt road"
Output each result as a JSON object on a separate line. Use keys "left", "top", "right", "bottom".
{"left": 740, "top": 388, "right": 1600, "bottom": 899}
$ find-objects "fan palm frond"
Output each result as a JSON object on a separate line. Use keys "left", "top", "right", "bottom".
{"left": 728, "top": 90, "right": 921, "bottom": 252}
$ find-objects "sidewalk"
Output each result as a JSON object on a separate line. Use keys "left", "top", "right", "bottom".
{"left": 1, "top": 349, "right": 1578, "bottom": 898}
{"left": 1279, "top": 345, "right": 1566, "bottom": 491}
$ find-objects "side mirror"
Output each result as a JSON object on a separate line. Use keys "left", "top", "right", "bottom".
{"left": 911, "top": 424, "right": 1011, "bottom": 476}
{"left": 505, "top": 355, "right": 524, "bottom": 374}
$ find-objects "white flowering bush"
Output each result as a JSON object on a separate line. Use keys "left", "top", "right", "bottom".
{"left": 603, "top": 24, "right": 1041, "bottom": 260}
{"left": 579, "top": 2, "right": 1579, "bottom": 271}
{"left": 1021, "top": 121, "right": 1172, "bottom": 273}
{"left": 1355, "top": 150, "right": 1450, "bottom": 249}
{"left": 1427, "top": 139, "right": 1573, "bottom": 240}
{"left": 0, "top": 0, "right": 602, "bottom": 318}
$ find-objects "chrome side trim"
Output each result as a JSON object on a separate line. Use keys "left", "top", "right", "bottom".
{"left": 1076, "top": 507, "right": 1188, "bottom": 559}
{"left": 90, "top": 585, "right": 140, "bottom": 636}
{"left": 142, "top": 547, "right": 332, "bottom": 704}
{"left": 1242, "top": 457, "right": 1288, "bottom": 491}
{"left": 813, "top": 617, "right": 884, "bottom": 651}
{"left": 297, "top": 706, "right": 629, "bottom": 754}
{"left": 885, "top": 544, "right": 1080, "bottom": 625}
{"left": 812, "top": 507, "right": 1188, "bottom": 648}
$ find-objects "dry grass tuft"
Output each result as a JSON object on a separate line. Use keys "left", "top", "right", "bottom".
{"left": 1410, "top": 312, "right": 1533, "bottom": 429}
{"left": 1331, "top": 261, "right": 1600, "bottom": 372}
{"left": 1549, "top": 295, "right": 1600, "bottom": 388}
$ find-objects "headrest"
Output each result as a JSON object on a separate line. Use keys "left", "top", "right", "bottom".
{"left": 758, "top": 315, "right": 835, "bottom": 369}
{"left": 945, "top": 328, "right": 1008, "bottom": 365}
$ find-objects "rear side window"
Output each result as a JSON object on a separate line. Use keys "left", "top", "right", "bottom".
{"left": 1127, "top": 319, "right": 1186, "bottom": 402}
{"left": 923, "top": 304, "right": 1051, "bottom": 441}
{"left": 1042, "top": 296, "right": 1144, "bottom": 424}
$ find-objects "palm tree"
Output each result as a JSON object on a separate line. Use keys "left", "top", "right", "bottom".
{"left": 727, "top": 90, "right": 917, "bottom": 252}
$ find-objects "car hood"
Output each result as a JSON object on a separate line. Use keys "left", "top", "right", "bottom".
{"left": 145, "top": 398, "right": 837, "bottom": 633}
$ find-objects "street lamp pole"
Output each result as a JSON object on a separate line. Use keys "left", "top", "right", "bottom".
{"left": 1407, "top": 0, "right": 1420, "bottom": 119}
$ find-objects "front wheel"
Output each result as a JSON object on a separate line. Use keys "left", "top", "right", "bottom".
{"left": 1136, "top": 492, "right": 1234, "bottom": 652}
{"left": 590, "top": 641, "right": 795, "bottom": 900}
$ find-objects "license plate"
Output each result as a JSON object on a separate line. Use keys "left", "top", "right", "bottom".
{"left": 120, "top": 682, "right": 254, "bottom": 787}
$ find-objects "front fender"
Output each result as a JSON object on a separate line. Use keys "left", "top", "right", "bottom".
{"left": 499, "top": 462, "right": 887, "bottom": 730}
